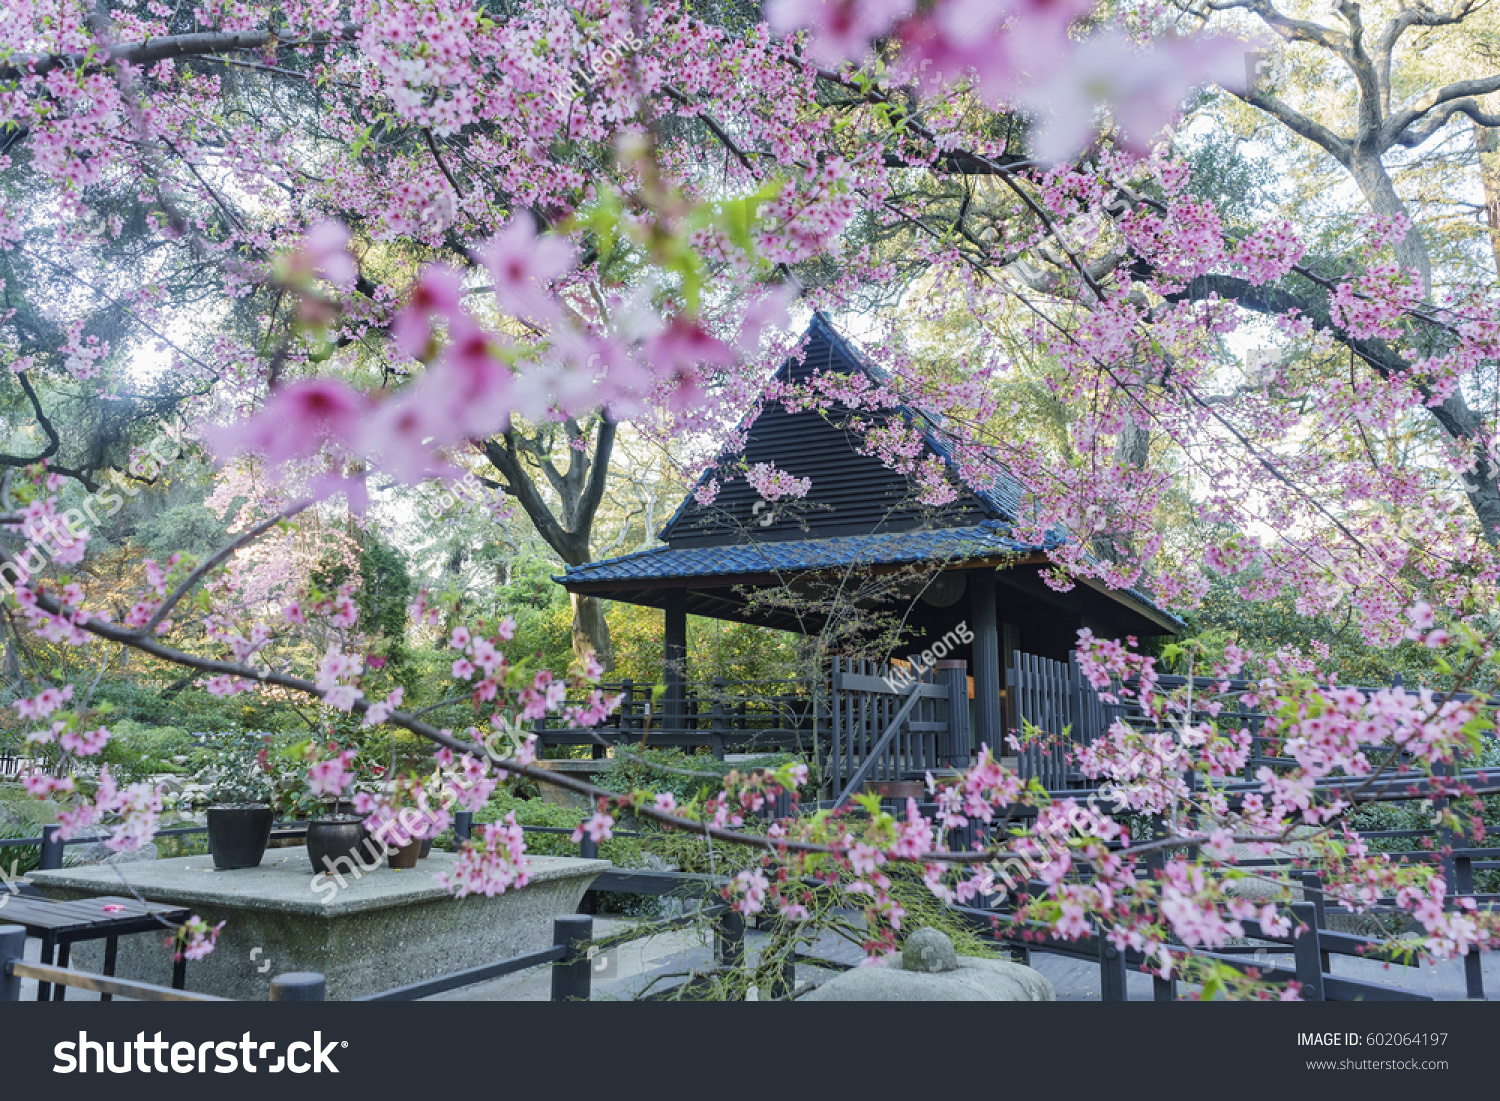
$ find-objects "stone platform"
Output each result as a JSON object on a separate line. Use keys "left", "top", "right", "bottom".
{"left": 28, "top": 849, "right": 609, "bottom": 1000}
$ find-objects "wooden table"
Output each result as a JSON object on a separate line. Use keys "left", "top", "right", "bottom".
{"left": 1, "top": 894, "right": 190, "bottom": 1000}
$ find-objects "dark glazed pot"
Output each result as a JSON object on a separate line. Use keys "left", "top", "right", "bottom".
{"left": 419, "top": 837, "right": 433, "bottom": 859}
{"left": 307, "top": 817, "right": 371, "bottom": 875}
{"left": 207, "top": 805, "right": 273, "bottom": 870}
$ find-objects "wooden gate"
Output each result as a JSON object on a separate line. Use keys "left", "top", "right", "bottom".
{"left": 828, "top": 657, "right": 959, "bottom": 806}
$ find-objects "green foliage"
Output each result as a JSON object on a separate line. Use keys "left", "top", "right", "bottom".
{"left": 469, "top": 790, "right": 645, "bottom": 865}
{"left": 0, "top": 783, "right": 55, "bottom": 876}
{"left": 98, "top": 720, "right": 197, "bottom": 785}
{"left": 1184, "top": 574, "right": 1452, "bottom": 688}
{"left": 313, "top": 529, "right": 414, "bottom": 675}
{"left": 0, "top": 820, "right": 41, "bottom": 877}
{"left": 191, "top": 728, "right": 273, "bottom": 804}
{"left": 133, "top": 503, "right": 232, "bottom": 561}
{"left": 88, "top": 678, "right": 244, "bottom": 731}
{"left": 594, "top": 748, "right": 809, "bottom": 805}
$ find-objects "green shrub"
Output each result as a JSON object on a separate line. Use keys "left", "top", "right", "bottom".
{"left": 594, "top": 748, "right": 811, "bottom": 806}
{"left": 0, "top": 821, "right": 41, "bottom": 877}
{"left": 99, "top": 720, "right": 197, "bottom": 784}
{"left": 460, "top": 792, "right": 666, "bottom": 915}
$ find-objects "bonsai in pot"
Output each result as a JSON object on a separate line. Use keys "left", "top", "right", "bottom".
{"left": 199, "top": 731, "right": 275, "bottom": 870}
{"left": 296, "top": 741, "right": 381, "bottom": 875}
{"left": 354, "top": 773, "right": 453, "bottom": 870}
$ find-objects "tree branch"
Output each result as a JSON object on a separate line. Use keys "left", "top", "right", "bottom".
{"left": 1386, "top": 79, "right": 1500, "bottom": 149}
{"left": 0, "top": 24, "right": 360, "bottom": 81}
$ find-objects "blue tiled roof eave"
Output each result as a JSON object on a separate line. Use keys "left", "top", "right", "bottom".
{"left": 556, "top": 525, "right": 1046, "bottom": 587}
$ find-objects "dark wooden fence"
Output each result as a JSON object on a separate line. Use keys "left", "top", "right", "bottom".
{"left": 531, "top": 662, "right": 970, "bottom": 806}
{"left": 534, "top": 677, "right": 828, "bottom": 758}
{"left": 1006, "top": 651, "right": 1116, "bottom": 789}
{"left": 1003, "top": 654, "right": 1499, "bottom": 788}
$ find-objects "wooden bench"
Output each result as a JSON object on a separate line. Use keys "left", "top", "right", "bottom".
{"left": 1, "top": 894, "right": 190, "bottom": 1000}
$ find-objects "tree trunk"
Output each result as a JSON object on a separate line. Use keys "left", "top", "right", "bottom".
{"left": 1348, "top": 152, "right": 1432, "bottom": 296}
{"left": 569, "top": 590, "right": 614, "bottom": 672}
{"left": 482, "top": 418, "right": 620, "bottom": 672}
{"left": 1474, "top": 120, "right": 1500, "bottom": 276}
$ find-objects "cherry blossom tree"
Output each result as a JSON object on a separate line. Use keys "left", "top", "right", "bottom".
{"left": 3, "top": 0, "right": 1500, "bottom": 996}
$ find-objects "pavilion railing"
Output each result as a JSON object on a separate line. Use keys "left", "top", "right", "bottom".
{"left": 1005, "top": 653, "right": 1500, "bottom": 789}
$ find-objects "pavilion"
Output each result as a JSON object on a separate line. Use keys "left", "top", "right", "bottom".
{"left": 556, "top": 313, "right": 1179, "bottom": 755}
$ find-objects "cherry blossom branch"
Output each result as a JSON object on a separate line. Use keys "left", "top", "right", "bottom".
{"left": 142, "top": 500, "right": 315, "bottom": 636}
{"left": 0, "top": 24, "right": 361, "bottom": 82}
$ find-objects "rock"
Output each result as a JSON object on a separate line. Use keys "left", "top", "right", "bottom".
{"left": 65, "top": 841, "right": 159, "bottom": 867}
{"left": 903, "top": 927, "right": 958, "bottom": 973}
{"left": 801, "top": 953, "right": 1055, "bottom": 1002}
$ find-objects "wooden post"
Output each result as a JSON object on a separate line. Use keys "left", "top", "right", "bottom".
{"left": 1300, "top": 871, "right": 1331, "bottom": 973}
{"left": 1291, "top": 902, "right": 1324, "bottom": 1001}
{"left": 663, "top": 590, "right": 687, "bottom": 731}
{"left": 1453, "top": 855, "right": 1485, "bottom": 999}
{"left": 717, "top": 908, "right": 746, "bottom": 968}
{"left": 270, "top": 973, "right": 326, "bottom": 1001}
{"left": 711, "top": 675, "right": 728, "bottom": 759}
{"left": 454, "top": 810, "right": 472, "bottom": 843}
{"left": 969, "top": 569, "right": 1001, "bottom": 751}
{"left": 0, "top": 925, "right": 23, "bottom": 1001}
{"left": 1099, "top": 938, "right": 1128, "bottom": 1002}
{"left": 936, "top": 659, "right": 970, "bottom": 768}
{"left": 1001, "top": 621, "right": 1020, "bottom": 736}
{"left": 551, "top": 915, "right": 593, "bottom": 1002}
{"left": 39, "top": 824, "right": 63, "bottom": 871}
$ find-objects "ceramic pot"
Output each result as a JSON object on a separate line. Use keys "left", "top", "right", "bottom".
{"left": 206, "top": 804, "right": 273, "bottom": 870}
{"left": 307, "top": 817, "right": 372, "bottom": 875}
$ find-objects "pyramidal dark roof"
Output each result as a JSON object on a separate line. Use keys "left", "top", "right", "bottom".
{"left": 655, "top": 311, "right": 1033, "bottom": 540}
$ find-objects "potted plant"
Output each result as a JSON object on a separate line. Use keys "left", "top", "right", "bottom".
{"left": 296, "top": 741, "right": 379, "bottom": 875}
{"left": 354, "top": 772, "right": 452, "bottom": 870}
{"left": 199, "top": 731, "right": 274, "bottom": 870}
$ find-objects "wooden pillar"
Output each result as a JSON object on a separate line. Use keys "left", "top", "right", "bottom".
{"left": 663, "top": 589, "right": 687, "bottom": 729}
{"left": 936, "top": 659, "right": 970, "bottom": 768}
{"left": 969, "top": 569, "right": 1001, "bottom": 753}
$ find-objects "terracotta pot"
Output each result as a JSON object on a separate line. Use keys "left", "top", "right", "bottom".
{"left": 307, "top": 817, "right": 375, "bottom": 875}
{"left": 387, "top": 837, "right": 422, "bottom": 869}
{"left": 206, "top": 805, "right": 273, "bottom": 870}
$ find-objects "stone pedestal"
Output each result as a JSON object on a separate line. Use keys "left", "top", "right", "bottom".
{"left": 532, "top": 759, "right": 610, "bottom": 809}
{"left": 800, "top": 928, "right": 1055, "bottom": 1001}
{"left": 28, "top": 849, "right": 608, "bottom": 1000}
